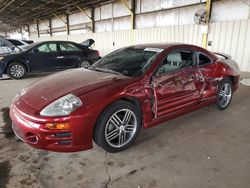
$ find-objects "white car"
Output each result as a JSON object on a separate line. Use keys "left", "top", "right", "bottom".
{"left": 0, "top": 36, "right": 21, "bottom": 55}
{"left": 7, "top": 39, "right": 30, "bottom": 50}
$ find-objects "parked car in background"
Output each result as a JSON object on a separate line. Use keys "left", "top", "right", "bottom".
{"left": 9, "top": 43, "right": 240, "bottom": 153}
{"left": 21, "top": 39, "right": 34, "bottom": 44}
{"left": 0, "top": 36, "right": 21, "bottom": 55}
{"left": 0, "top": 40, "right": 100, "bottom": 79}
{"left": 80, "top": 38, "right": 95, "bottom": 48}
{"left": 7, "top": 38, "right": 30, "bottom": 50}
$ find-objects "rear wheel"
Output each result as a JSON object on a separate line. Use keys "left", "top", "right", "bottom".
{"left": 78, "top": 60, "right": 91, "bottom": 69}
{"left": 216, "top": 78, "right": 233, "bottom": 110}
{"left": 7, "top": 62, "right": 27, "bottom": 79}
{"left": 94, "top": 100, "right": 141, "bottom": 153}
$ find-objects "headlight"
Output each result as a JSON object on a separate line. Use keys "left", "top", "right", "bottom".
{"left": 0, "top": 56, "right": 4, "bottom": 61}
{"left": 40, "top": 94, "right": 82, "bottom": 117}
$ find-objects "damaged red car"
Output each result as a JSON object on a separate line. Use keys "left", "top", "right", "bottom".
{"left": 10, "top": 43, "right": 240, "bottom": 153}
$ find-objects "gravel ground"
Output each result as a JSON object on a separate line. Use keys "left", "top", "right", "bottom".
{"left": 0, "top": 72, "right": 250, "bottom": 188}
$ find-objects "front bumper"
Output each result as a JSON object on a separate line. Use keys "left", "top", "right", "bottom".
{"left": 10, "top": 102, "right": 94, "bottom": 152}
{"left": 0, "top": 62, "right": 5, "bottom": 78}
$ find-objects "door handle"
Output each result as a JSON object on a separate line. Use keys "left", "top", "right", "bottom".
{"left": 57, "top": 56, "right": 64, "bottom": 59}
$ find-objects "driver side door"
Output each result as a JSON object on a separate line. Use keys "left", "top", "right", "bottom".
{"left": 152, "top": 49, "right": 202, "bottom": 118}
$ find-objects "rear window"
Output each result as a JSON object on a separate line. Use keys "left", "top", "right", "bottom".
{"left": 8, "top": 39, "right": 23, "bottom": 46}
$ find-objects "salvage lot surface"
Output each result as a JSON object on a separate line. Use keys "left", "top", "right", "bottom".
{"left": 0, "top": 73, "right": 250, "bottom": 188}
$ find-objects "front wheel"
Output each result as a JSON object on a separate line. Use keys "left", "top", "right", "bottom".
{"left": 7, "top": 62, "right": 27, "bottom": 79}
{"left": 216, "top": 78, "right": 233, "bottom": 110}
{"left": 94, "top": 101, "right": 141, "bottom": 153}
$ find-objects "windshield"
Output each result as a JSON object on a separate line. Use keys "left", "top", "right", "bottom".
{"left": 93, "top": 47, "right": 163, "bottom": 77}
{"left": 21, "top": 42, "right": 41, "bottom": 51}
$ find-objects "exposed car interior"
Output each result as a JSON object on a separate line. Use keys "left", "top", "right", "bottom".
{"left": 157, "top": 50, "right": 195, "bottom": 75}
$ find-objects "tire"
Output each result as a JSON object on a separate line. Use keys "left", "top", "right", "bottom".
{"left": 216, "top": 78, "right": 233, "bottom": 110}
{"left": 78, "top": 59, "right": 91, "bottom": 69}
{"left": 7, "top": 62, "right": 27, "bottom": 79}
{"left": 93, "top": 100, "right": 141, "bottom": 153}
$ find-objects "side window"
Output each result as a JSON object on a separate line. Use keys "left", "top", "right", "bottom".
{"left": 199, "top": 53, "right": 212, "bottom": 66}
{"left": 35, "top": 43, "right": 57, "bottom": 53}
{"left": 157, "top": 50, "right": 194, "bottom": 75}
{"left": 59, "top": 43, "right": 81, "bottom": 52}
{"left": 0, "top": 41, "right": 6, "bottom": 47}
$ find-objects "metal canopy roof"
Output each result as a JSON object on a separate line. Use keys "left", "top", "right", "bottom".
{"left": 0, "top": 0, "right": 112, "bottom": 32}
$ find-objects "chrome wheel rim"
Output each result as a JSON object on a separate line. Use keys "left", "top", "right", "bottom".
{"left": 219, "top": 83, "right": 232, "bottom": 108}
{"left": 80, "top": 61, "right": 90, "bottom": 69}
{"left": 10, "top": 64, "right": 25, "bottom": 78}
{"left": 105, "top": 109, "right": 137, "bottom": 148}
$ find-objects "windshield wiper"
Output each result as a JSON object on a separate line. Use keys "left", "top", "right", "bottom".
{"left": 94, "top": 67, "right": 124, "bottom": 76}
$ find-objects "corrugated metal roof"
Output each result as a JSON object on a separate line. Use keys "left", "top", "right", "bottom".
{"left": 0, "top": 0, "right": 113, "bottom": 32}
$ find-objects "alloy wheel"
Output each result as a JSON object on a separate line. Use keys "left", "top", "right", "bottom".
{"left": 105, "top": 109, "right": 137, "bottom": 148}
{"left": 10, "top": 64, "right": 25, "bottom": 78}
{"left": 80, "top": 61, "right": 90, "bottom": 69}
{"left": 219, "top": 83, "right": 232, "bottom": 108}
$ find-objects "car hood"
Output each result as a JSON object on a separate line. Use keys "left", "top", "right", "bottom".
{"left": 20, "top": 69, "right": 131, "bottom": 110}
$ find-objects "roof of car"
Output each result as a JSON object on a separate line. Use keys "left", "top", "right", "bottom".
{"left": 132, "top": 42, "right": 198, "bottom": 49}
{"left": 35, "top": 40, "right": 76, "bottom": 43}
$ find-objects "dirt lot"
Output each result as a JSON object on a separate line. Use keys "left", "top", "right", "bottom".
{"left": 0, "top": 73, "right": 250, "bottom": 188}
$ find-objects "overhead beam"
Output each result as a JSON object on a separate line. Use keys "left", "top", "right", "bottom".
{"left": 76, "top": 6, "right": 92, "bottom": 20}
{"left": 4, "top": 0, "right": 30, "bottom": 16}
{"left": 18, "top": 0, "right": 75, "bottom": 22}
{"left": 0, "top": 0, "right": 16, "bottom": 13}
{"left": 53, "top": 13, "right": 67, "bottom": 24}
{"left": 121, "top": 0, "right": 135, "bottom": 30}
{"left": 19, "top": 0, "right": 55, "bottom": 17}
{"left": 53, "top": 13, "right": 69, "bottom": 35}
{"left": 76, "top": 5, "right": 95, "bottom": 33}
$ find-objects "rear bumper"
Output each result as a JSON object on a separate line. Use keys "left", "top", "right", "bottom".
{"left": 10, "top": 103, "right": 93, "bottom": 152}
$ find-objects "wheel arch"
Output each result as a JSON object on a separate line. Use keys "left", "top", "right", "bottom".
{"left": 6, "top": 60, "right": 29, "bottom": 73}
{"left": 92, "top": 96, "right": 143, "bottom": 138}
{"left": 222, "top": 75, "right": 237, "bottom": 89}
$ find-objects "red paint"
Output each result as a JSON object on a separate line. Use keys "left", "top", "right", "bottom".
{"left": 9, "top": 44, "right": 240, "bottom": 152}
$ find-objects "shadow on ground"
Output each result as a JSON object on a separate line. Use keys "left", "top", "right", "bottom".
{"left": 0, "top": 108, "right": 14, "bottom": 138}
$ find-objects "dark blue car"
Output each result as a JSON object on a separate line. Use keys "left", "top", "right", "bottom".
{"left": 0, "top": 40, "right": 100, "bottom": 79}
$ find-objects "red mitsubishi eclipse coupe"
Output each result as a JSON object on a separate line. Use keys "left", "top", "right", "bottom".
{"left": 10, "top": 43, "right": 240, "bottom": 153}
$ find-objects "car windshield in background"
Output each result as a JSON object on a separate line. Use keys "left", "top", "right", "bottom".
{"left": 93, "top": 47, "right": 163, "bottom": 77}
{"left": 20, "top": 42, "right": 40, "bottom": 51}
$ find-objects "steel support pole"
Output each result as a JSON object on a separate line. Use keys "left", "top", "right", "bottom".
{"left": 202, "top": 0, "right": 212, "bottom": 48}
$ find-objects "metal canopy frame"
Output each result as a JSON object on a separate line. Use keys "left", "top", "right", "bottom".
{"left": 0, "top": 0, "right": 112, "bottom": 32}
